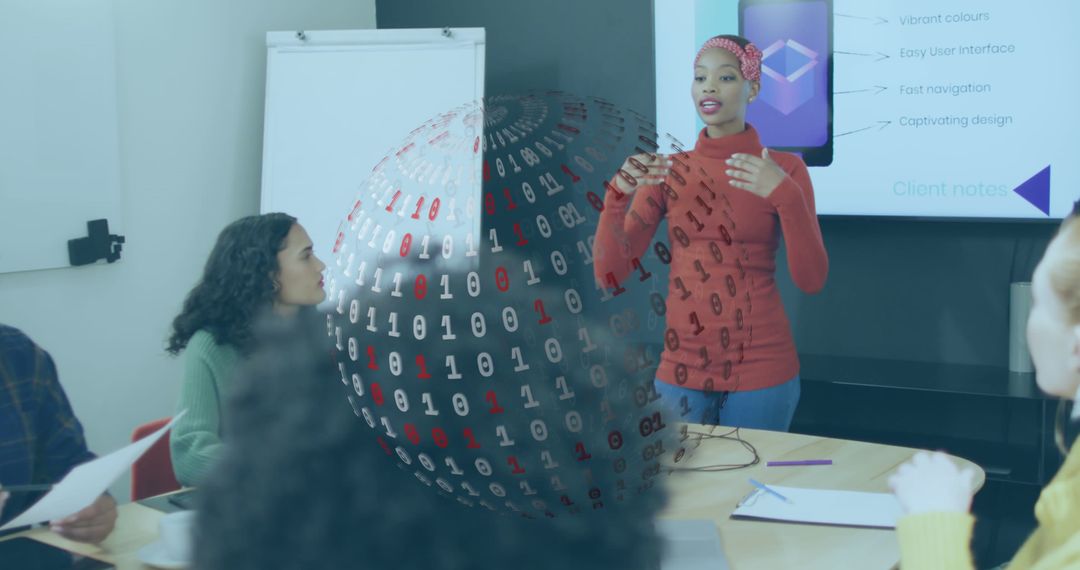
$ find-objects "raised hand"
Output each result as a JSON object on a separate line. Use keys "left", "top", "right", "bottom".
{"left": 612, "top": 153, "right": 673, "bottom": 195}
{"left": 726, "top": 148, "right": 786, "bottom": 198}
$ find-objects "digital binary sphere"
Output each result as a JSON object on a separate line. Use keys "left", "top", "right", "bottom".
{"left": 324, "top": 92, "right": 749, "bottom": 517}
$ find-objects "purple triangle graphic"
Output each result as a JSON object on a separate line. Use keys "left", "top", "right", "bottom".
{"left": 1013, "top": 166, "right": 1051, "bottom": 216}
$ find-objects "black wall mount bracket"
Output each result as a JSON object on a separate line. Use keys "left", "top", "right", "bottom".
{"left": 68, "top": 218, "right": 125, "bottom": 266}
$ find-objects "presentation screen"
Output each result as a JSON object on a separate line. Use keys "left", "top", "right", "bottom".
{"left": 655, "top": 0, "right": 1075, "bottom": 219}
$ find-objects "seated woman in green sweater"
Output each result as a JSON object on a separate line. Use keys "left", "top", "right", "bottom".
{"left": 166, "top": 213, "right": 326, "bottom": 486}
{"left": 889, "top": 203, "right": 1080, "bottom": 569}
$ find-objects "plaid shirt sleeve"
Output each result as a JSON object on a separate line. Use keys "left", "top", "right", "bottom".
{"left": 31, "top": 339, "right": 96, "bottom": 481}
{"left": 0, "top": 325, "right": 95, "bottom": 525}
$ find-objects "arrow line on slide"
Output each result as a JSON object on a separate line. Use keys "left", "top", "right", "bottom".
{"left": 835, "top": 85, "right": 888, "bottom": 95}
{"left": 835, "top": 121, "right": 891, "bottom": 138}
{"left": 835, "top": 50, "right": 891, "bottom": 61}
{"left": 836, "top": 13, "right": 889, "bottom": 25}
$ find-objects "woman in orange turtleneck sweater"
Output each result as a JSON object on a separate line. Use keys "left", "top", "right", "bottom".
{"left": 593, "top": 35, "right": 828, "bottom": 431}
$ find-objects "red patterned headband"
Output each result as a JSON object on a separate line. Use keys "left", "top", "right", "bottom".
{"left": 695, "top": 37, "right": 762, "bottom": 82}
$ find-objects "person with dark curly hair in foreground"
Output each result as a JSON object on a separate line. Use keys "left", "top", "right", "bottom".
{"left": 193, "top": 296, "right": 669, "bottom": 569}
{"left": 166, "top": 213, "right": 326, "bottom": 486}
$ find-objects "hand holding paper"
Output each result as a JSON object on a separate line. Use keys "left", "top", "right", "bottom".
{"left": 49, "top": 493, "right": 118, "bottom": 544}
{"left": 0, "top": 411, "right": 185, "bottom": 534}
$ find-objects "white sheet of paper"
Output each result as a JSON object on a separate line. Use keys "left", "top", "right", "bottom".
{"left": 730, "top": 485, "right": 903, "bottom": 529}
{"left": 1, "top": 411, "right": 186, "bottom": 531}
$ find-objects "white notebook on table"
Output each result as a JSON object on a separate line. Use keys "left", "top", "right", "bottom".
{"left": 731, "top": 485, "right": 903, "bottom": 529}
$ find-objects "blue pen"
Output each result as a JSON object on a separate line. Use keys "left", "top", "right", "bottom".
{"left": 748, "top": 478, "right": 794, "bottom": 504}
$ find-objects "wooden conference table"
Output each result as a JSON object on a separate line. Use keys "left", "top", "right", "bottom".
{"left": 3, "top": 427, "right": 983, "bottom": 570}
{"left": 662, "top": 426, "right": 984, "bottom": 570}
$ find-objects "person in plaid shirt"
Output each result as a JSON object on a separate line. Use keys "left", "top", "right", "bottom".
{"left": 0, "top": 324, "right": 116, "bottom": 543}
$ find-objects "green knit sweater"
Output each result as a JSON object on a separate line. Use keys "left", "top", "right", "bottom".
{"left": 169, "top": 329, "right": 240, "bottom": 486}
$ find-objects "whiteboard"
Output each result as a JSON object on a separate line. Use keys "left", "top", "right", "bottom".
{"left": 0, "top": 1, "right": 122, "bottom": 274}
{"left": 259, "top": 28, "right": 485, "bottom": 269}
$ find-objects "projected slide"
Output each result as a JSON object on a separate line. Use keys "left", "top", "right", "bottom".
{"left": 655, "top": 0, "right": 1076, "bottom": 219}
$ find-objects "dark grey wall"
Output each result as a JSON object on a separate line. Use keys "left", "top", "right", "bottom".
{"left": 377, "top": 0, "right": 1058, "bottom": 367}
{"left": 777, "top": 220, "right": 1053, "bottom": 366}
{"left": 376, "top": 0, "right": 656, "bottom": 117}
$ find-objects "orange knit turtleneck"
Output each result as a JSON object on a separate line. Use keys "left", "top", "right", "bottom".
{"left": 593, "top": 125, "right": 827, "bottom": 392}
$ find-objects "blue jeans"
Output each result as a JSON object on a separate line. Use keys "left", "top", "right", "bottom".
{"left": 654, "top": 375, "right": 801, "bottom": 432}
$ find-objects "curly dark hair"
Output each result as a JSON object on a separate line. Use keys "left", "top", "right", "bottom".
{"left": 193, "top": 260, "right": 671, "bottom": 570}
{"left": 166, "top": 213, "right": 296, "bottom": 356}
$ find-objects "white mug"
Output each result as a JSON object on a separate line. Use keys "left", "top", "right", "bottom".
{"left": 158, "top": 510, "right": 196, "bottom": 562}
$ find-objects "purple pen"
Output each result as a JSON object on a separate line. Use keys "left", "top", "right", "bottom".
{"left": 766, "top": 459, "right": 833, "bottom": 467}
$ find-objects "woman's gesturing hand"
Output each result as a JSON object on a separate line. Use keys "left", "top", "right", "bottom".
{"left": 726, "top": 148, "right": 786, "bottom": 198}
{"left": 613, "top": 153, "right": 673, "bottom": 195}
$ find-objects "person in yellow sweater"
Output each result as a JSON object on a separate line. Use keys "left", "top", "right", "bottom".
{"left": 889, "top": 204, "right": 1080, "bottom": 569}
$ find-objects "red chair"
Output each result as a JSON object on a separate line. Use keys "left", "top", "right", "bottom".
{"left": 130, "top": 417, "right": 181, "bottom": 501}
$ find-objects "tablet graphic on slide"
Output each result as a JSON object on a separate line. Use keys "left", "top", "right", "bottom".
{"left": 740, "top": 0, "right": 834, "bottom": 166}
